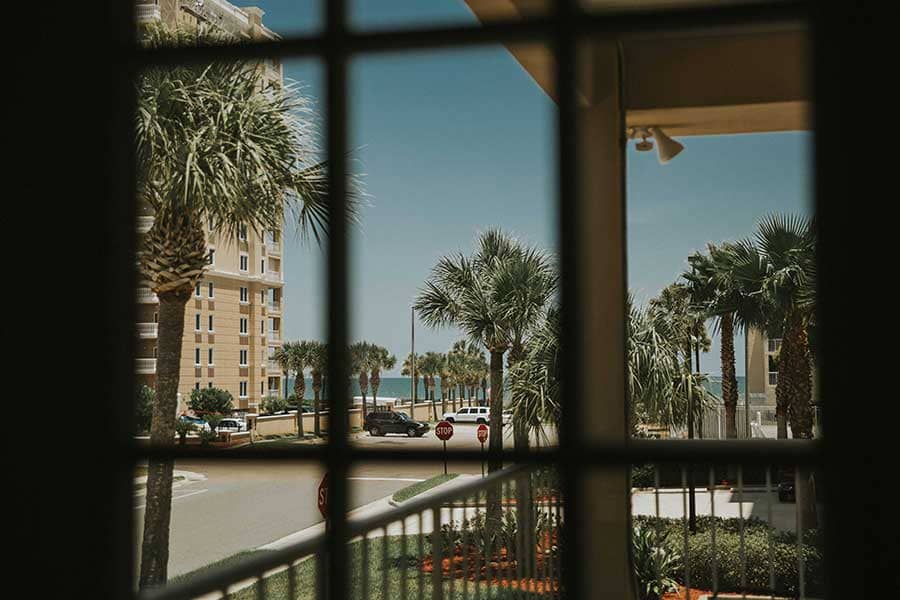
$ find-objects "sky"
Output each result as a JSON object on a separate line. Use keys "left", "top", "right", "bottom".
{"left": 237, "top": 1, "right": 813, "bottom": 376}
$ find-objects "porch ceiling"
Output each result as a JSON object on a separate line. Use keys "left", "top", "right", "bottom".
{"left": 463, "top": 0, "right": 810, "bottom": 135}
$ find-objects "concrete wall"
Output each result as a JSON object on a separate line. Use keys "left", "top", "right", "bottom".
{"left": 254, "top": 409, "right": 364, "bottom": 436}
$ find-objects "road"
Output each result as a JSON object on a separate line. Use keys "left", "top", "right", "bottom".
{"left": 134, "top": 423, "right": 530, "bottom": 577}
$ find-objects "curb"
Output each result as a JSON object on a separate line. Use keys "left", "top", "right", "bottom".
{"left": 134, "top": 470, "right": 207, "bottom": 496}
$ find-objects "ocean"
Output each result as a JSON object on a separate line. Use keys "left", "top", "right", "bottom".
{"left": 284, "top": 375, "right": 746, "bottom": 401}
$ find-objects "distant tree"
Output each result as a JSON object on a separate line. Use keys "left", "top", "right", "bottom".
{"left": 261, "top": 395, "right": 289, "bottom": 415}
{"left": 187, "top": 387, "right": 233, "bottom": 417}
{"left": 174, "top": 419, "right": 194, "bottom": 445}
{"left": 350, "top": 341, "right": 375, "bottom": 414}
{"left": 136, "top": 385, "right": 155, "bottom": 433}
{"left": 369, "top": 345, "right": 397, "bottom": 411}
{"left": 401, "top": 352, "right": 421, "bottom": 403}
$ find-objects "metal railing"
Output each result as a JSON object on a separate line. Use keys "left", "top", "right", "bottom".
{"left": 140, "top": 464, "right": 562, "bottom": 600}
{"left": 137, "top": 322, "right": 158, "bottom": 338}
{"left": 136, "top": 358, "right": 157, "bottom": 374}
{"left": 137, "top": 288, "right": 158, "bottom": 303}
{"left": 265, "top": 241, "right": 281, "bottom": 256}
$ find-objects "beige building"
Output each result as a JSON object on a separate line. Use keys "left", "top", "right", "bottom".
{"left": 135, "top": 0, "right": 285, "bottom": 414}
{"left": 746, "top": 328, "right": 780, "bottom": 407}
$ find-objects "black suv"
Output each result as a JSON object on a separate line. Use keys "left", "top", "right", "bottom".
{"left": 364, "top": 411, "right": 429, "bottom": 438}
{"left": 777, "top": 466, "right": 796, "bottom": 502}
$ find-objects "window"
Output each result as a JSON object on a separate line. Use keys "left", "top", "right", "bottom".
{"left": 261, "top": 319, "right": 265, "bottom": 334}
{"left": 208, "top": 282, "right": 214, "bottom": 298}
{"left": 208, "top": 314, "right": 214, "bottom": 332}
{"left": 239, "top": 349, "right": 248, "bottom": 366}
{"left": 208, "top": 247, "right": 215, "bottom": 266}
{"left": 208, "top": 382, "right": 213, "bottom": 389}
{"left": 194, "top": 348, "right": 200, "bottom": 367}
{"left": 239, "top": 254, "right": 249, "bottom": 272}
{"left": 194, "top": 382, "right": 200, "bottom": 391}
{"left": 769, "top": 372, "right": 779, "bottom": 386}
{"left": 261, "top": 289, "right": 266, "bottom": 303}
{"left": 768, "top": 338, "right": 783, "bottom": 353}
{"left": 239, "top": 224, "right": 247, "bottom": 241}
{"left": 240, "top": 286, "right": 248, "bottom": 303}
{"left": 195, "top": 283, "right": 201, "bottom": 297}
{"left": 260, "top": 259, "right": 265, "bottom": 273}
{"left": 239, "top": 317, "right": 248, "bottom": 335}
{"left": 239, "top": 381, "right": 248, "bottom": 398}
{"left": 208, "top": 348, "right": 214, "bottom": 366}
{"left": 195, "top": 313, "right": 201, "bottom": 331}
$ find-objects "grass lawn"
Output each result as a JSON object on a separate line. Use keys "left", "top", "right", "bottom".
{"left": 208, "top": 537, "right": 520, "bottom": 600}
{"left": 392, "top": 474, "right": 459, "bottom": 504}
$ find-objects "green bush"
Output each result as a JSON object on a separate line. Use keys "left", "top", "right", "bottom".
{"left": 197, "top": 428, "right": 218, "bottom": 446}
{"left": 631, "top": 464, "right": 657, "bottom": 488}
{"left": 174, "top": 419, "right": 195, "bottom": 445}
{"left": 632, "top": 526, "right": 681, "bottom": 600}
{"left": 261, "top": 395, "right": 289, "bottom": 415}
{"left": 188, "top": 387, "right": 234, "bottom": 416}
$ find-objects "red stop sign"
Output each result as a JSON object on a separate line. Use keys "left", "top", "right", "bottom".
{"left": 477, "top": 423, "right": 489, "bottom": 444}
{"left": 317, "top": 473, "right": 329, "bottom": 518}
{"left": 435, "top": 420, "right": 454, "bottom": 441}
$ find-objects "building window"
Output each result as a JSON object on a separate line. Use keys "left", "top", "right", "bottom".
{"left": 194, "top": 348, "right": 200, "bottom": 367}
{"left": 208, "top": 382, "right": 214, "bottom": 389}
{"left": 153, "top": 345, "right": 157, "bottom": 358}
{"left": 240, "top": 318, "right": 248, "bottom": 335}
{"left": 261, "top": 289, "right": 267, "bottom": 303}
{"left": 208, "top": 282, "right": 214, "bottom": 298}
{"left": 208, "top": 348, "right": 214, "bottom": 366}
{"left": 208, "top": 247, "right": 215, "bottom": 266}
{"left": 195, "top": 313, "right": 201, "bottom": 331}
{"left": 240, "top": 349, "right": 248, "bottom": 366}
{"left": 208, "top": 315, "right": 214, "bottom": 332}
{"left": 240, "top": 254, "right": 249, "bottom": 272}
{"left": 240, "top": 381, "right": 248, "bottom": 398}
{"left": 768, "top": 372, "right": 779, "bottom": 386}
{"left": 768, "top": 338, "right": 783, "bottom": 353}
{"left": 261, "top": 319, "right": 265, "bottom": 334}
{"left": 240, "top": 286, "right": 249, "bottom": 303}
{"left": 239, "top": 224, "right": 247, "bottom": 241}
{"left": 260, "top": 259, "right": 265, "bottom": 273}
{"left": 195, "top": 283, "right": 201, "bottom": 297}
{"left": 195, "top": 382, "right": 200, "bottom": 391}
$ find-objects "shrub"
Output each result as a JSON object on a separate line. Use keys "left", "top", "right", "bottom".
{"left": 197, "top": 428, "right": 218, "bottom": 446}
{"left": 261, "top": 395, "right": 289, "bottom": 415}
{"left": 205, "top": 413, "right": 223, "bottom": 433}
{"left": 631, "top": 464, "right": 657, "bottom": 488}
{"left": 174, "top": 419, "right": 195, "bottom": 445}
{"left": 188, "top": 387, "right": 234, "bottom": 416}
{"left": 632, "top": 525, "right": 681, "bottom": 600}
{"left": 136, "top": 385, "right": 154, "bottom": 433}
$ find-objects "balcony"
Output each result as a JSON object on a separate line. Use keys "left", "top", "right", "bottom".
{"left": 265, "top": 241, "right": 281, "bottom": 256}
{"left": 267, "top": 360, "right": 280, "bottom": 372}
{"left": 267, "top": 331, "right": 282, "bottom": 344}
{"left": 263, "top": 270, "right": 282, "bottom": 284}
{"left": 135, "top": 358, "right": 156, "bottom": 374}
{"left": 267, "top": 302, "right": 281, "bottom": 315}
{"left": 136, "top": 323, "right": 158, "bottom": 339}
{"left": 135, "top": 4, "right": 161, "bottom": 22}
{"left": 136, "top": 288, "right": 158, "bottom": 303}
{"left": 136, "top": 216, "right": 154, "bottom": 233}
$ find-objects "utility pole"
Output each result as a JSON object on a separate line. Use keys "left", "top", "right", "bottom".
{"left": 687, "top": 348, "right": 697, "bottom": 533}
{"left": 410, "top": 307, "right": 416, "bottom": 405}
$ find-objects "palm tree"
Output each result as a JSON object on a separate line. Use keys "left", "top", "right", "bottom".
{"left": 685, "top": 243, "right": 767, "bottom": 439}
{"left": 350, "top": 341, "right": 373, "bottom": 415}
{"left": 135, "top": 24, "right": 360, "bottom": 588}
{"left": 725, "top": 215, "right": 816, "bottom": 439}
{"left": 420, "top": 351, "right": 443, "bottom": 420}
{"left": 401, "top": 352, "right": 421, "bottom": 404}
{"left": 306, "top": 341, "right": 327, "bottom": 437}
{"left": 274, "top": 341, "right": 310, "bottom": 438}
{"left": 369, "top": 345, "right": 397, "bottom": 411}
{"left": 508, "top": 308, "right": 561, "bottom": 445}
{"left": 414, "top": 229, "right": 557, "bottom": 471}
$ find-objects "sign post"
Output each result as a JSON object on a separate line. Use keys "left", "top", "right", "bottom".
{"left": 435, "top": 420, "right": 454, "bottom": 475}
{"left": 476, "top": 423, "right": 489, "bottom": 477}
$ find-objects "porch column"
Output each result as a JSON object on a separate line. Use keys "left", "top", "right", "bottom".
{"left": 576, "top": 40, "right": 636, "bottom": 600}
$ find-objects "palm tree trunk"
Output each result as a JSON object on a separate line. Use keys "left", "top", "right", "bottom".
{"left": 312, "top": 375, "right": 322, "bottom": 437}
{"left": 720, "top": 315, "right": 739, "bottom": 439}
{"left": 358, "top": 374, "right": 368, "bottom": 416}
{"left": 294, "top": 373, "right": 305, "bottom": 438}
{"left": 140, "top": 289, "right": 191, "bottom": 588}
{"left": 371, "top": 370, "right": 380, "bottom": 412}
{"left": 487, "top": 350, "right": 504, "bottom": 473}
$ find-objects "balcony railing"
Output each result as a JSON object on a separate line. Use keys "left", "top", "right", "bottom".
{"left": 263, "top": 270, "right": 282, "bottom": 283}
{"left": 136, "top": 323, "right": 158, "bottom": 338}
{"left": 267, "top": 360, "right": 280, "bottom": 371}
{"left": 267, "top": 331, "right": 282, "bottom": 343}
{"left": 265, "top": 241, "right": 281, "bottom": 256}
{"left": 135, "top": 358, "right": 156, "bottom": 374}
{"left": 267, "top": 302, "right": 281, "bottom": 314}
{"left": 136, "top": 288, "right": 158, "bottom": 303}
{"left": 135, "top": 4, "right": 161, "bottom": 22}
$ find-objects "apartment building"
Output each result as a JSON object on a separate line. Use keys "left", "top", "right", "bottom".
{"left": 746, "top": 328, "right": 780, "bottom": 407}
{"left": 134, "top": 0, "right": 285, "bottom": 414}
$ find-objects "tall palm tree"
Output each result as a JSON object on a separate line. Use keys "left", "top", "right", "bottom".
{"left": 306, "top": 341, "right": 327, "bottom": 437}
{"left": 420, "top": 351, "right": 443, "bottom": 420}
{"left": 725, "top": 215, "right": 816, "bottom": 439}
{"left": 369, "top": 345, "right": 397, "bottom": 411}
{"left": 685, "top": 243, "right": 767, "bottom": 439}
{"left": 447, "top": 343, "right": 468, "bottom": 411}
{"left": 350, "top": 341, "right": 373, "bottom": 415}
{"left": 508, "top": 308, "right": 561, "bottom": 445}
{"left": 414, "top": 229, "right": 557, "bottom": 471}
{"left": 135, "top": 24, "right": 360, "bottom": 588}
{"left": 401, "top": 352, "right": 421, "bottom": 404}
{"left": 273, "top": 341, "right": 310, "bottom": 437}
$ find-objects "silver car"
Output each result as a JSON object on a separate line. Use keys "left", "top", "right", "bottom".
{"left": 442, "top": 406, "right": 511, "bottom": 424}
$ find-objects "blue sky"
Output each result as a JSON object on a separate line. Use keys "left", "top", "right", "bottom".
{"left": 239, "top": 1, "right": 813, "bottom": 376}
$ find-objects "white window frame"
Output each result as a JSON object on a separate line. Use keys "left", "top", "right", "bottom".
{"left": 208, "top": 246, "right": 216, "bottom": 266}
{"left": 239, "top": 349, "right": 248, "bottom": 367}
{"left": 208, "top": 314, "right": 214, "bottom": 333}
{"left": 195, "top": 283, "right": 202, "bottom": 297}
{"left": 239, "top": 253, "right": 249, "bottom": 273}
{"left": 260, "top": 259, "right": 265, "bottom": 274}
{"left": 208, "top": 282, "right": 214, "bottom": 299}
{"left": 208, "top": 347, "right": 214, "bottom": 367}
{"left": 239, "top": 224, "right": 248, "bottom": 242}
{"left": 240, "top": 286, "right": 249, "bottom": 304}
{"left": 240, "top": 317, "right": 248, "bottom": 336}
{"left": 194, "top": 348, "right": 201, "bottom": 367}
{"left": 195, "top": 313, "right": 201, "bottom": 332}
{"left": 239, "top": 381, "right": 248, "bottom": 398}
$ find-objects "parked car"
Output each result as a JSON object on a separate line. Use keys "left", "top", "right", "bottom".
{"left": 777, "top": 466, "right": 796, "bottom": 502}
{"left": 364, "top": 411, "right": 430, "bottom": 437}
{"left": 216, "top": 418, "right": 245, "bottom": 432}
{"left": 442, "top": 406, "right": 511, "bottom": 425}
{"left": 178, "top": 415, "right": 211, "bottom": 432}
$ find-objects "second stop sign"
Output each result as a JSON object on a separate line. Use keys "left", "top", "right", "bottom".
{"left": 476, "top": 423, "right": 489, "bottom": 444}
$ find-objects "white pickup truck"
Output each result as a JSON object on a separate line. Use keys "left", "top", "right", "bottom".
{"left": 441, "top": 406, "right": 511, "bottom": 424}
